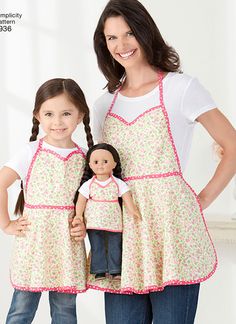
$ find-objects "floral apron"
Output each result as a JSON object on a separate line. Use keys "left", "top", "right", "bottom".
{"left": 10, "top": 138, "right": 87, "bottom": 293}
{"left": 85, "top": 176, "right": 122, "bottom": 232}
{"left": 87, "top": 72, "right": 217, "bottom": 294}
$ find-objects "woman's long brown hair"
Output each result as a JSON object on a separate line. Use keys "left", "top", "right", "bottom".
{"left": 94, "top": 0, "right": 181, "bottom": 92}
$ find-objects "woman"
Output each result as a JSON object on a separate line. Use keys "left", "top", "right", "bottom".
{"left": 76, "top": 0, "right": 236, "bottom": 322}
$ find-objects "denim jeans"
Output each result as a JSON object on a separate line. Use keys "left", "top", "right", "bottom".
{"left": 6, "top": 289, "right": 77, "bottom": 324}
{"left": 87, "top": 230, "right": 122, "bottom": 274}
{"left": 105, "top": 284, "right": 200, "bottom": 324}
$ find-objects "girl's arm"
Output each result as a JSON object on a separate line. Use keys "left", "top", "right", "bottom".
{"left": 70, "top": 193, "right": 87, "bottom": 241}
{"left": 0, "top": 166, "right": 30, "bottom": 235}
{"left": 197, "top": 108, "right": 236, "bottom": 210}
{"left": 122, "top": 191, "right": 142, "bottom": 220}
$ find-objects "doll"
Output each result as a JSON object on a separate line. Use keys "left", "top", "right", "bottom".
{"left": 74, "top": 143, "right": 141, "bottom": 280}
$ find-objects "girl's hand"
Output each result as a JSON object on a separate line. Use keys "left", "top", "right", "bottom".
{"left": 3, "top": 216, "right": 30, "bottom": 236}
{"left": 70, "top": 217, "right": 86, "bottom": 241}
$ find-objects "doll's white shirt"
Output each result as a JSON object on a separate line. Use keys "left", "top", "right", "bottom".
{"left": 5, "top": 140, "right": 87, "bottom": 180}
{"left": 92, "top": 72, "right": 217, "bottom": 172}
{"left": 79, "top": 176, "right": 130, "bottom": 199}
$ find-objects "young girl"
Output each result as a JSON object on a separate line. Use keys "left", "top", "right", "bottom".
{"left": 74, "top": 143, "right": 141, "bottom": 280}
{"left": 0, "top": 78, "right": 93, "bottom": 323}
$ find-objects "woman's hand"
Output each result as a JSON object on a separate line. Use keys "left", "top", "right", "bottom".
{"left": 70, "top": 217, "right": 86, "bottom": 241}
{"left": 3, "top": 216, "right": 30, "bottom": 236}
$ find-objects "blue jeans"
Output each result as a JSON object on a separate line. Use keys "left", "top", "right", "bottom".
{"left": 88, "top": 230, "right": 122, "bottom": 274}
{"left": 105, "top": 284, "right": 200, "bottom": 324}
{"left": 6, "top": 289, "right": 77, "bottom": 324}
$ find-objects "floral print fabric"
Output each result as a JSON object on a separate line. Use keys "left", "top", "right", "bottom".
{"left": 10, "top": 139, "right": 87, "bottom": 293}
{"left": 84, "top": 176, "right": 122, "bottom": 232}
{"left": 87, "top": 73, "right": 217, "bottom": 293}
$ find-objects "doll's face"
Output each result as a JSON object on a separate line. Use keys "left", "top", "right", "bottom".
{"left": 89, "top": 149, "right": 117, "bottom": 176}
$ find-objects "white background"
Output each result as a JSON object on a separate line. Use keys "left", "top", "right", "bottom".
{"left": 0, "top": 0, "right": 235, "bottom": 323}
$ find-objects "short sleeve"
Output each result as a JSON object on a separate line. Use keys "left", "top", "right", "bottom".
{"left": 78, "top": 180, "right": 91, "bottom": 199}
{"left": 4, "top": 144, "right": 34, "bottom": 179}
{"left": 92, "top": 104, "right": 104, "bottom": 144}
{"left": 92, "top": 92, "right": 114, "bottom": 143}
{"left": 181, "top": 78, "right": 217, "bottom": 123}
{"left": 115, "top": 178, "right": 130, "bottom": 197}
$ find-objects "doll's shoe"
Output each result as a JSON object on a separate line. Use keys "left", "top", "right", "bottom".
{"left": 95, "top": 273, "right": 106, "bottom": 280}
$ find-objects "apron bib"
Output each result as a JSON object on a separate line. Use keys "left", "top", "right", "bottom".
{"left": 85, "top": 176, "right": 122, "bottom": 232}
{"left": 87, "top": 73, "right": 217, "bottom": 294}
{"left": 10, "top": 138, "right": 87, "bottom": 293}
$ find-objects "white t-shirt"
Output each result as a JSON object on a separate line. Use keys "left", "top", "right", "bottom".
{"left": 93, "top": 72, "right": 217, "bottom": 171}
{"left": 5, "top": 140, "right": 87, "bottom": 181}
{"left": 79, "top": 176, "right": 129, "bottom": 199}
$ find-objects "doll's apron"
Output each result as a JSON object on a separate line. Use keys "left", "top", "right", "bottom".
{"left": 85, "top": 176, "right": 122, "bottom": 232}
{"left": 10, "top": 138, "right": 87, "bottom": 293}
{"left": 87, "top": 73, "right": 217, "bottom": 294}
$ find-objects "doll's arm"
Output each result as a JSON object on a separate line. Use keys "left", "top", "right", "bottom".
{"left": 74, "top": 193, "right": 87, "bottom": 223}
{"left": 122, "top": 191, "right": 142, "bottom": 220}
{"left": 71, "top": 193, "right": 87, "bottom": 241}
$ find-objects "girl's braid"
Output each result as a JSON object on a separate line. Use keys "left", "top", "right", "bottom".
{"left": 83, "top": 113, "right": 94, "bottom": 148}
{"left": 29, "top": 117, "right": 40, "bottom": 142}
{"left": 14, "top": 117, "right": 39, "bottom": 215}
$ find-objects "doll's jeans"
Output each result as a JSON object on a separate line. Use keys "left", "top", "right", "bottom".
{"left": 105, "top": 283, "right": 200, "bottom": 324}
{"left": 6, "top": 289, "right": 77, "bottom": 324}
{"left": 87, "top": 229, "right": 122, "bottom": 274}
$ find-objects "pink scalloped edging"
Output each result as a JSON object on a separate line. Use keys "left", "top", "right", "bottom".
{"left": 180, "top": 174, "right": 218, "bottom": 265}
{"left": 87, "top": 266, "right": 217, "bottom": 295}
{"left": 24, "top": 203, "right": 74, "bottom": 210}
{"left": 100, "top": 71, "right": 218, "bottom": 293}
{"left": 88, "top": 175, "right": 120, "bottom": 199}
{"left": 41, "top": 147, "right": 85, "bottom": 161}
{"left": 25, "top": 138, "right": 85, "bottom": 193}
{"left": 106, "top": 72, "right": 163, "bottom": 124}
{"left": 25, "top": 139, "right": 43, "bottom": 193}
{"left": 109, "top": 105, "right": 162, "bottom": 126}
{"left": 124, "top": 171, "right": 180, "bottom": 182}
{"left": 89, "top": 199, "right": 118, "bottom": 203}
{"left": 157, "top": 74, "right": 218, "bottom": 267}
{"left": 12, "top": 283, "right": 87, "bottom": 294}
{"left": 90, "top": 176, "right": 112, "bottom": 189}
{"left": 86, "top": 227, "right": 122, "bottom": 232}
{"left": 158, "top": 74, "right": 182, "bottom": 173}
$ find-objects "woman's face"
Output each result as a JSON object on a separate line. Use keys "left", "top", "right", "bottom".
{"left": 104, "top": 15, "right": 147, "bottom": 70}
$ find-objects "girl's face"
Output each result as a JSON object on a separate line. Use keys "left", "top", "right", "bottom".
{"left": 89, "top": 149, "right": 117, "bottom": 177}
{"left": 36, "top": 93, "right": 83, "bottom": 147}
{"left": 104, "top": 15, "right": 147, "bottom": 70}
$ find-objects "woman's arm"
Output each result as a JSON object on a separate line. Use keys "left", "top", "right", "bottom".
{"left": 197, "top": 108, "right": 236, "bottom": 209}
{"left": 0, "top": 166, "right": 30, "bottom": 235}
